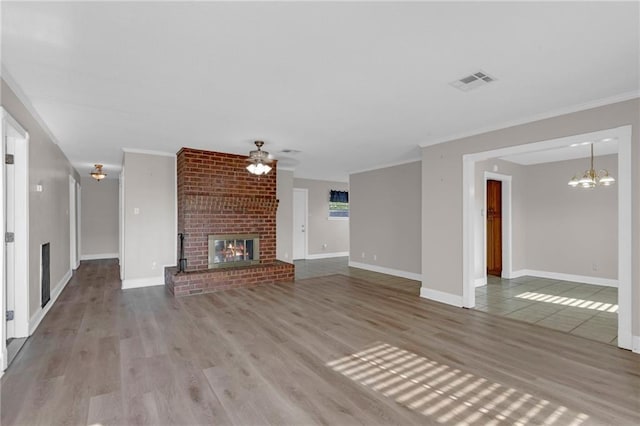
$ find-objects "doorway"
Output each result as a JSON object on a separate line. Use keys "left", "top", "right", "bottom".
{"left": 463, "top": 125, "right": 633, "bottom": 350}
{"left": 292, "top": 188, "right": 308, "bottom": 260}
{"left": 486, "top": 179, "right": 502, "bottom": 277}
{"left": 1, "top": 109, "right": 29, "bottom": 371}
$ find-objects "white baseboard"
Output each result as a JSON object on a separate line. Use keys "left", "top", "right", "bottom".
{"left": 29, "top": 269, "right": 73, "bottom": 335}
{"left": 80, "top": 252, "right": 118, "bottom": 261}
{"left": 122, "top": 275, "right": 165, "bottom": 290}
{"left": 305, "top": 251, "right": 349, "bottom": 260}
{"left": 632, "top": 335, "right": 640, "bottom": 354}
{"left": 474, "top": 277, "right": 487, "bottom": 287}
{"left": 419, "top": 287, "right": 463, "bottom": 307}
{"left": 510, "top": 269, "right": 618, "bottom": 288}
{"left": 348, "top": 260, "right": 422, "bottom": 281}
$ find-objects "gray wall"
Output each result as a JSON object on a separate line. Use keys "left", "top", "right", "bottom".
{"left": 1, "top": 79, "right": 81, "bottom": 318}
{"left": 122, "top": 152, "right": 176, "bottom": 285}
{"left": 81, "top": 176, "right": 119, "bottom": 259}
{"left": 276, "top": 169, "right": 294, "bottom": 262}
{"left": 350, "top": 161, "right": 421, "bottom": 275}
{"left": 474, "top": 159, "right": 528, "bottom": 280}
{"left": 421, "top": 98, "right": 639, "bottom": 337}
{"left": 524, "top": 154, "right": 617, "bottom": 279}
{"left": 293, "top": 178, "right": 349, "bottom": 256}
{"left": 474, "top": 156, "right": 618, "bottom": 282}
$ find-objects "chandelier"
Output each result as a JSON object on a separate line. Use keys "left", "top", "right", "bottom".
{"left": 568, "top": 144, "right": 615, "bottom": 189}
{"left": 245, "top": 141, "right": 273, "bottom": 175}
{"left": 90, "top": 164, "right": 107, "bottom": 181}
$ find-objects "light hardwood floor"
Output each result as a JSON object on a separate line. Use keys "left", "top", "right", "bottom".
{"left": 1, "top": 259, "right": 639, "bottom": 425}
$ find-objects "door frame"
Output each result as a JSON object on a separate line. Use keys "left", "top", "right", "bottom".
{"left": 69, "top": 175, "right": 78, "bottom": 271}
{"left": 292, "top": 188, "right": 308, "bottom": 260}
{"left": 463, "top": 125, "right": 633, "bottom": 351}
{"left": 483, "top": 172, "right": 512, "bottom": 283}
{"left": 1, "top": 108, "right": 30, "bottom": 372}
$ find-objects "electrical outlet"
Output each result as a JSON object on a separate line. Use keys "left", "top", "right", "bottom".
{"left": 361, "top": 252, "right": 365, "bottom": 259}
{"left": 592, "top": 262, "right": 598, "bottom": 272}
{"left": 322, "top": 243, "right": 328, "bottom": 250}
{"left": 373, "top": 255, "right": 377, "bottom": 261}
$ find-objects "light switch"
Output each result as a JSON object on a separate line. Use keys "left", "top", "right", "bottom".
{"left": 134, "top": 207, "right": 140, "bottom": 215}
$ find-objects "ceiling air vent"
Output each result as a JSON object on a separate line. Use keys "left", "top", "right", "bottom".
{"left": 450, "top": 70, "right": 497, "bottom": 92}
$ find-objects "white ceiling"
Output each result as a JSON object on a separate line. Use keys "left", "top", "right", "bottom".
{"left": 2, "top": 1, "right": 638, "bottom": 182}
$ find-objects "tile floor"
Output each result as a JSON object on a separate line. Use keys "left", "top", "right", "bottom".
{"left": 294, "top": 257, "right": 619, "bottom": 346}
{"left": 475, "top": 275, "right": 618, "bottom": 345}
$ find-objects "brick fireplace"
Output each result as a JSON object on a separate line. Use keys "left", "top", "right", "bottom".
{"left": 164, "top": 148, "right": 294, "bottom": 296}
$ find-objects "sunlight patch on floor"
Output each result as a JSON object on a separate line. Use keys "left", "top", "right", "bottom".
{"left": 514, "top": 292, "right": 618, "bottom": 312}
{"left": 327, "top": 343, "right": 589, "bottom": 425}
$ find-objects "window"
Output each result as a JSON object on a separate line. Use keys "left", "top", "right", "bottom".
{"left": 329, "top": 190, "right": 349, "bottom": 219}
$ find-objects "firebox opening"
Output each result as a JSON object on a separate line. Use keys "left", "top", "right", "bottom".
{"left": 208, "top": 234, "right": 260, "bottom": 269}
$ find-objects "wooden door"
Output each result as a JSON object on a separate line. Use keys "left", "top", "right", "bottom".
{"left": 486, "top": 180, "right": 502, "bottom": 276}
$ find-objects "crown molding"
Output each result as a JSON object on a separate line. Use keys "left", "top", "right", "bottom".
{"left": 121, "top": 147, "right": 176, "bottom": 157}
{"left": 1, "top": 65, "right": 61, "bottom": 146}
{"left": 419, "top": 91, "right": 640, "bottom": 148}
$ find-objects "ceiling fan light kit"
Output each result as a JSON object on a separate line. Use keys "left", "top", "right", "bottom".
{"left": 246, "top": 141, "right": 273, "bottom": 175}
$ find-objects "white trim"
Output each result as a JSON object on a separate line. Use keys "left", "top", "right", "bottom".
{"left": 616, "top": 125, "right": 632, "bottom": 349}
{"left": 462, "top": 155, "right": 475, "bottom": 308}
{"left": 80, "top": 253, "right": 119, "bottom": 261}
{"left": 75, "top": 182, "right": 81, "bottom": 269}
{"left": 121, "top": 147, "right": 175, "bottom": 157}
{"left": 419, "top": 287, "right": 463, "bottom": 307}
{"left": 509, "top": 269, "right": 618, "bottom": 288}
{"left": 474, "top": 277, "right": 487, "bottom": 287}
{"left": 306, "top": 251, "right": 349, "bottom": 260}
{"left": 349, "top": 159, "right": 421, "bottom": 176}
{"left": 12, "top": 122, "right": 29, "bottom": 338}
{"left": 172, "top": 156, "right": 178, "bottom": 275}
{"left": 348, "top": 260, "right": 421, "bottom": 281}
{"left": 119, "top": 170, "right": 125, "bottom": 280}
{"left": 29, "top": 269, "right": 72, "bottom": 335}
{"left": 632, "top": 336, "right": 640, "bottom": 354}
{"left": 69, "top": 175, "right": 78, "bottom": 271}
{"left": 327, "top": 216, "right": 349, "bottom": 221}
{"left": 1, "top": 109, "right": 31, "bottom": 368}
{"left": 122, "top": 275, "right": 165, "bottom": 290}
{"left": 420, "top": 92, "right": 640, "bottom": 147}
{"left": 462, "top": 125, "right": 632, "bottom": 350}
{"left": 1, "top": 67, "right": 61, "bottom": 146}
{"left": 0, "top": 114, "right": 4, "bottom": 371}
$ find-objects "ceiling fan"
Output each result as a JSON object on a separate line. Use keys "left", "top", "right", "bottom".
{"left": 246, "top": 141, "right": 274, "bottom": 175}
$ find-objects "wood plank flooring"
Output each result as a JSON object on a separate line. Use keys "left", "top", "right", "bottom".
{"left": 1, "top": 259, "right": 639, "bottom": 425}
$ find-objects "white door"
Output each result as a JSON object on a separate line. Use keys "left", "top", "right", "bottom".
{"left": 292, "top": 188, "right": 307, "bottom": 260}
{"left": 4, "top": 132, "right": 15, "bottom": 339}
